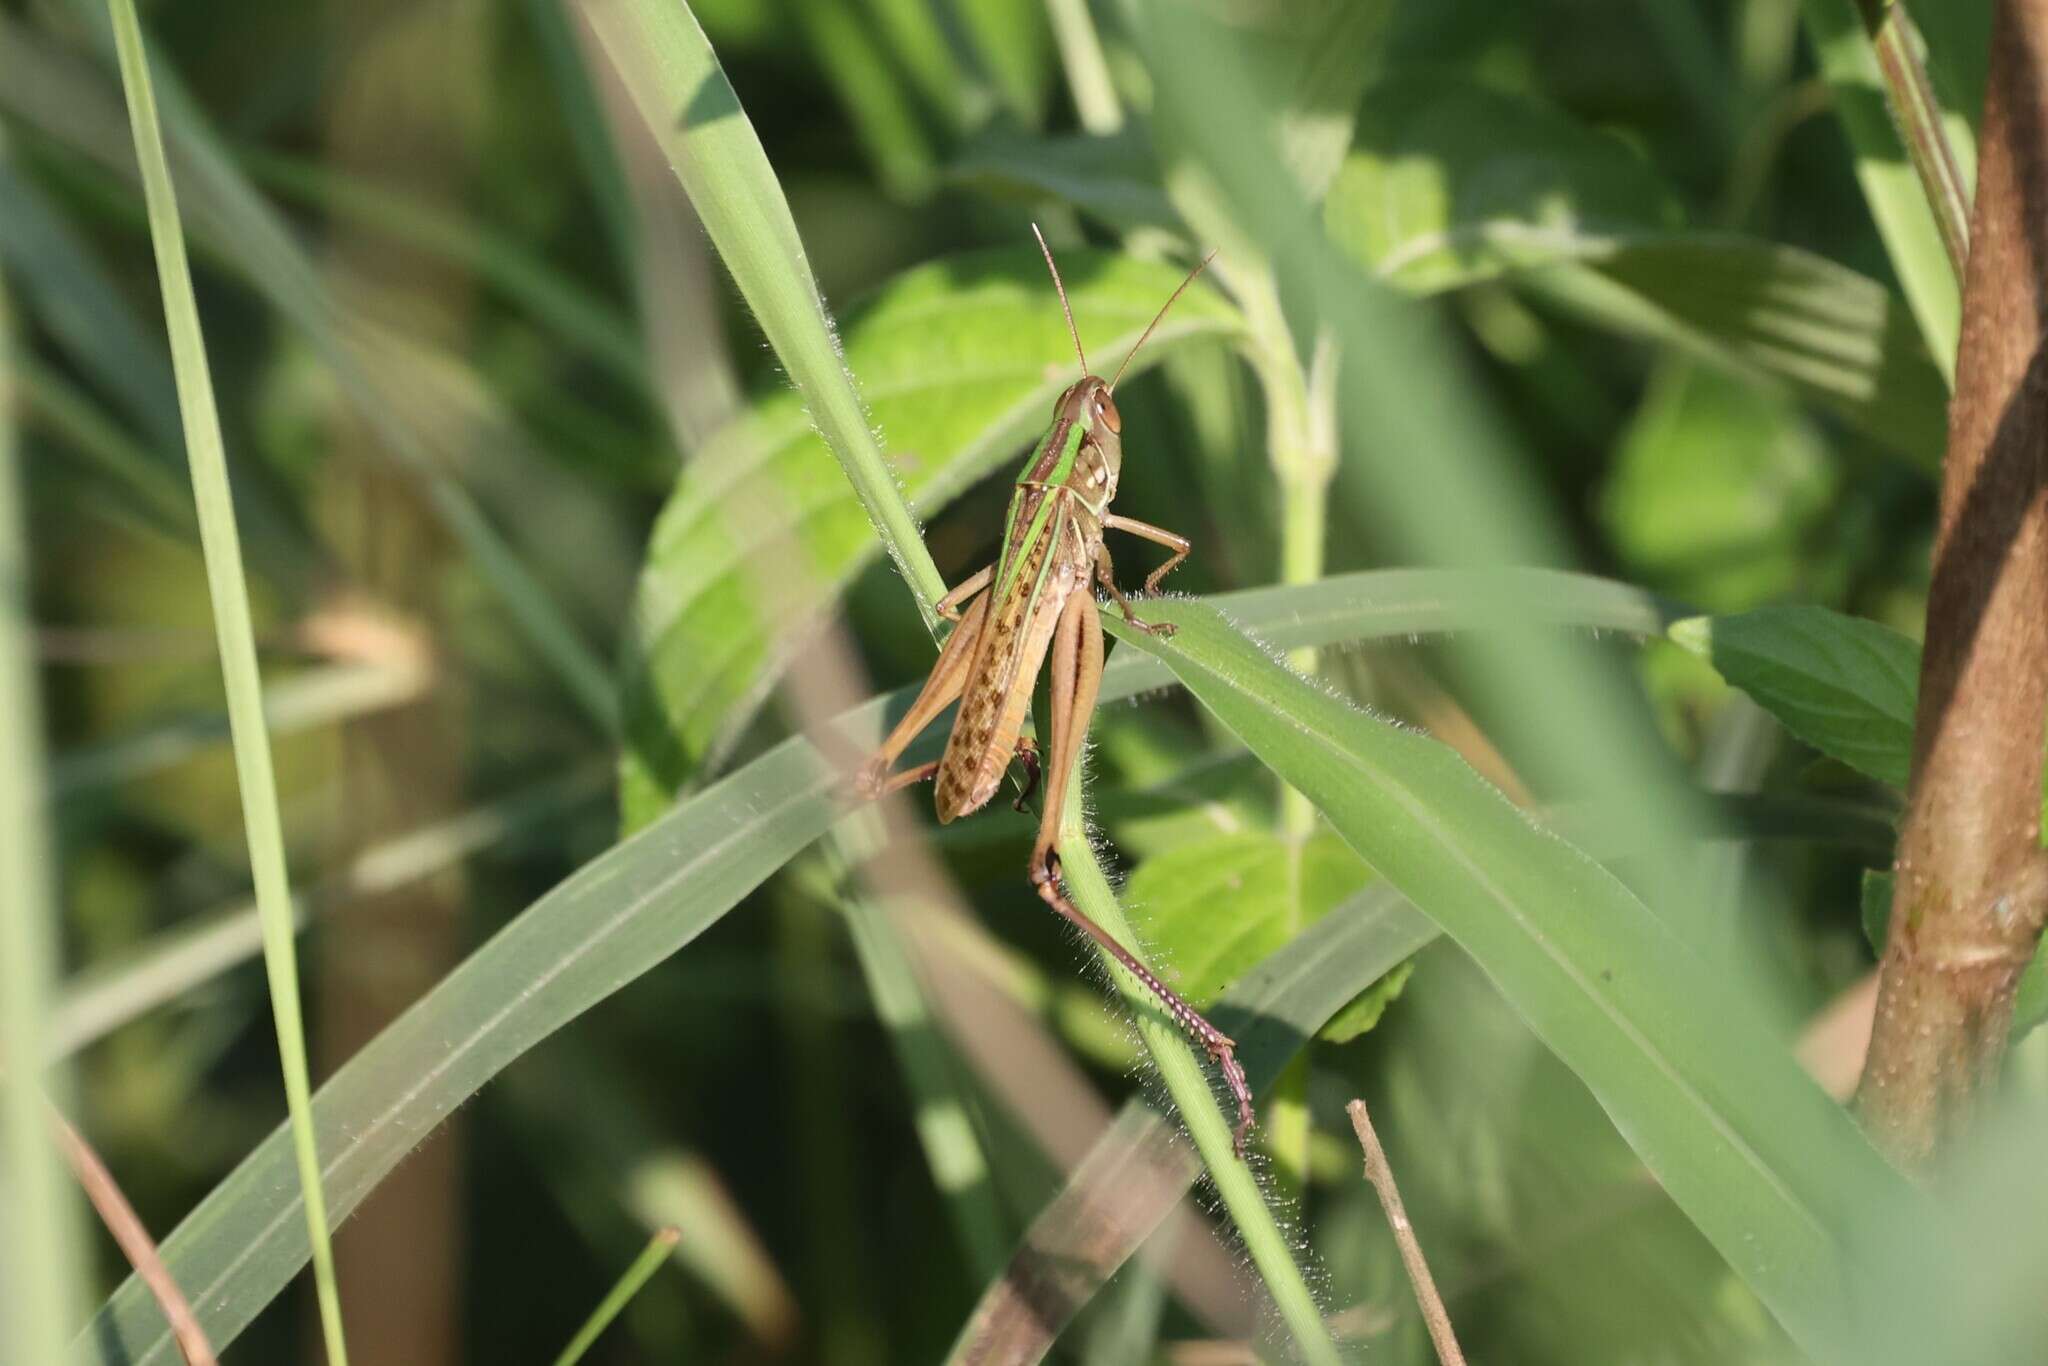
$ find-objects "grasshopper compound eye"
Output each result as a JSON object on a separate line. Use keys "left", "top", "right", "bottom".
{"left": 1096, "top": 393, "right": 1122, "bottom": 433}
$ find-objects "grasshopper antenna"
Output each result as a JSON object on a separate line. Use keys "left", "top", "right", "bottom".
{"left": 1031, "top": 222, "right": 1089, "bottom": 376}
{"left": 1108, "top": 248, "right": 1218, "bottom": 395}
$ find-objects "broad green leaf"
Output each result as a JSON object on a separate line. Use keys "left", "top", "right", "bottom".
{"left": 1123, "top": 823, "right": 1413, "bottom": 1043}
{"left": 90, "top": 569, "right": 1641, "bottom": 1365}
{"left": 1107, "top": 597, "right": 1912, "bottom": 1356}
{"left": 619, "top": 249, "right": 1241, "bottom": 822}
{"left": 1523, "top": 239, "right": 1947, "bottom": 469}
{"left": 1125, "top": 828, "right": 1386, "bottom": 1007}
{"left": 1323, "top": 78, "right": 1947, "bottom": 467}
{"left": 1325, "top": 74, "right": 1681, "bottom": 292}
{"left": 1668, "top": 606, "right": 1919, "bottom": 788}
{"left": 1601, "top": 363, "right": 1842, "bottom": 611}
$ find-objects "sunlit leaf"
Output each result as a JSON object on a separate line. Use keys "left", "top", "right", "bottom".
{"left": 1323, "top": 77, "right": 1947, "bottom": 467}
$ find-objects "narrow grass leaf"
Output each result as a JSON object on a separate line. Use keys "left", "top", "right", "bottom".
{"left": 549, "top": 1228, "right": 679, "bottom": 1366}
{"left": 580, "top": 0, "right": 946, "bottom": 618}
{"left": 950, "top": 882, "right": 1435, "bottom": 1366}
{"left": 1798, "top": 0, "right": 1961, "bottom": 378}
{"left": 1050, "top": 801, "right": 1343, "bottom": 1366}
{"left": 103, "top": 5, "right": 348, "bottom": 1361}
{"left": 77, "top": 570, "right": 1641, "bottom": 1365}
{"left": 0, "top": 215, "right": 89, "bottom": 1366}
{"left": 1109, "top": 597, "right": 1913, "bottom": 1355}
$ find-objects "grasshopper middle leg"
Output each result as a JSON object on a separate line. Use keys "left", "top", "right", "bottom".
{"left": 1030, "top": 587, "right": 1256, "bottom": 1155}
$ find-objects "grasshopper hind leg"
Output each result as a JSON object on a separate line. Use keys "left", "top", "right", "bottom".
{"left": 1032, "top": 586, "right": 1254, "bottom": 1154}
{"left": 1032, "top": 851, "right": 1256, "bottom": 1155}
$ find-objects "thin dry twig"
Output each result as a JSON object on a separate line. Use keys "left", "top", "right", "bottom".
{"left": 47, "top": 1104, "right": 217, "bottom": 1366}
{"left": 1346, "top": 1098, "right": 1466, "bottom": 1366}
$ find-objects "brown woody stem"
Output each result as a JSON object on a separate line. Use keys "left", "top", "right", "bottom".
{"left": 1854, "top": 0, "right": 2048, "bottom": 1168}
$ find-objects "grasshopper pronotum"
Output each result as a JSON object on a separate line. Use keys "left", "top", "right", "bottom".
{"left": 856, "top": 229, "right": 1255, "bottom": 1154}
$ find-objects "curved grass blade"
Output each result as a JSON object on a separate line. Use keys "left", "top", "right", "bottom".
{"left": 77, "top": 568, "right": 1658, "bottom": 1365}
{"left": 580, "top": 0, "right": 944, "bottom": 619}
{"left": 1106, "top": 597, "right": 1915, "bottom": 1356}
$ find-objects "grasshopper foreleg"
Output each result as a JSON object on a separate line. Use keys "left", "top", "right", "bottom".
{"left": 1103, "top": 514, "right": 1191, "bottom": 596}
{"left": 1032, "top": 586, "right": 1255, "bottom": 1155}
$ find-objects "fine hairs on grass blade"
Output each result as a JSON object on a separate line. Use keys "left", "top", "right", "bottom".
{"left": 550, "top": 1227, "right": 679, "bottom": 1366}
{"left": 579, "top": 0, "right": 949, "bottom": 620}
{"left": 0, "top": 219, "right": 89, "bottom": 1366}
{"left": 1048, "top": 783, "right": 1342, "bottom": 1366}
{"left": 1106, "top": 598, "right": 1918, "bottom": 1355}
{"left": 949, "top": 881, "right": 1436, "bottom": 1366}
{"left": 103, "top": 3, "right": 349, "bottom": 1363}
{"left": 78, "top": 571, "right": 1592, "bottom": 1365}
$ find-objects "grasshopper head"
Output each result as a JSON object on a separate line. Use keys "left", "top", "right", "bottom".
{"left": 1066, "top": 375, "right": 1123, "bottom": 501}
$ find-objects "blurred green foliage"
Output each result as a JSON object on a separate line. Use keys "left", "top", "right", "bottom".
{"left": 11, "top": 0, "right": 2046, "bottom": 1363}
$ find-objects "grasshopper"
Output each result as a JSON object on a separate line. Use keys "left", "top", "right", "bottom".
{"left": 856, "top": 229, "right": 1255, "bottom": 1155}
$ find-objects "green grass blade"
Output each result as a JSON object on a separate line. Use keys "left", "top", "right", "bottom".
{"left": 549, "top": 1227, "right": 679, "bottom": 1366}
{"left": 1798, "top": 0, "right": 1961, "bottom": 381}
{"left": 950, "top": 882, "right": 1434, "bottom": 1364}
{"left": 1049, "top": 801, "right": 1342, "bottom": 1366}
{"left": 581, "top": 0, "right": 948, "bottom": 620}
{"left": 75, "top": 568, "right": 1652, "bottom": 1364}
{"left": 0, "top": 211, "right": 89, "bottom": 1366}
{"left": 1107, "top": 597, "right": 1916, "bottom": 1356}
{"left": 103, "top": 4, "right": 348, "bottom": 1362}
